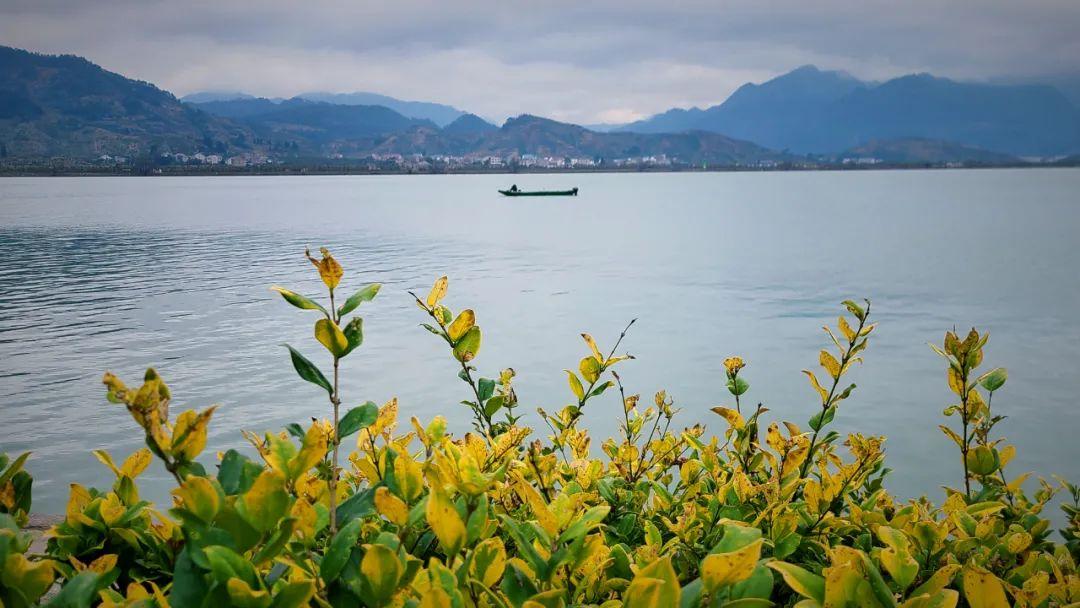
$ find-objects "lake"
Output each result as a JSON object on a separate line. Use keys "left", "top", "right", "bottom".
{"left": 1, "top": 169, "right": 1078, "bottom": 516}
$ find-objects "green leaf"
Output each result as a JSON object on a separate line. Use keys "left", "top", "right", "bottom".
{"left": 767, "top": 562, "right": 825, "bottom": 604}
{"left": 808, "top": 405, "right": 837, "bottom": 431}
{"left": 590, "top": 380, "right": 614, "bottom": 398}
{"left": 45, "top": 571, "right": 102, "bottom": 608}
{"left": 978, "top": 367, "right": 1007, "bottom": 393}
{"left": 478, "top": 378, "right": 497, "bottom": 403}
{"left": 338, "top": 283, "right": 381, "bottom": 317}
{"left": 340, "top": 317, "right": 364, "bottom": 357}
{"left": 322, "top": 518, "right": 363, "bottom": 584}
{"left": 271, "top": 286, "right": 328, "bottom": 316}
{"left": 338, "top": 402, "right": 379, "bottom": 440}
{"left": 579, "top": 356, "right": 601, "bottom": 384}
{"left": 218, "top": 449, "right": 262, "bottom": 496}
{"left": 336, "top": 487, "right": 377, "bottom": 526}
{"left": 284, "top": 345, "right": 332, "bottom": 395}
{"left": 452, "top": 326, "right": 482, "bottom": 362}
{"left": 727, "top": 377, "right": 750, "bottom": 396}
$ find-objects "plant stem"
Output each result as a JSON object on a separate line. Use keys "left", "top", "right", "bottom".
{"left": 329, "top": 287, "right": 340, "bottom": 534}
{"left": 798, "top": 306, "right": 869, "bottom": 481}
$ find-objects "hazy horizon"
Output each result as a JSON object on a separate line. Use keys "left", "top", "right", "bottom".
{"left": 2, "top": 1, "right": 1079, "bottom": 123}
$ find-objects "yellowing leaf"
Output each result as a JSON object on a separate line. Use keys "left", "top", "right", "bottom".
{"left": 447, "top": 309, "right": 475, "bottom": 342}
{"left": 452, "top": 326, "right": 482, "bottom": 363}
{"left": 171, "top": 406, "right": 218, "bottom": 462}
{"left": 820, "top": 350, "right": 841, "bottom": 380}
{"left": 469, "top": 537, "right": 507, "bottom": 587}
{"left": 360, "top": 544, "right": 403, "bottom": 601}
{"left": 120, "top": 449, "right": 152, "bottom": 479}
{"left": 374, "top": 487, "right": 408, "bottom": 526}
{"left": 307, "top": 247, "right": 343, "bottom": 290}
{"left": 517, "top": 479, "right": 558, "bottom": 536}
{"left": 290, "top": 423, "right": 329, "bottom": 480}
{"left": 426, "top": 276, "right": 448, "bottom": 308}
{"left": 172, "top": 476, "right": 221, "bottom": 523}
{"left": 625, "top": 556, "right": 681, "bottom": 608}
{"left": 581, "top": 333, "right": 603, "bottom": 362}
{"left": 314, "top": 318, "right": 349, "bottom": 357}
{"left": 566, "top": 370, "right": 585, "bottom": 401}
{"left": 803, "top": 370, "right": 829, "bottom": 404}
{"left": 426, "top": 485, "right": 466, "bottom": 556}
{"left": 710, "top": 406, "right": 745, "bottom": 429}
{"left": 701, "top": 538, "right": 764, "bottom": 591}
{"left": 962, "top": 566, "right": 1009, "bottom": 608}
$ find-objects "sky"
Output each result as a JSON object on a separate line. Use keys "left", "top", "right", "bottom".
{"left": 2, "top": 0, "right": 1079, "bottom": 124}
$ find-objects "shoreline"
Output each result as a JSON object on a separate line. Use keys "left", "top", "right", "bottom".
{"left": 0, "top": 162, "right": 1076, "bottom": 178}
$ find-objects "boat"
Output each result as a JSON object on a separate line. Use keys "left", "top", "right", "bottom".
{"left": 499, "top": 187, "right": 578, "bottom": 197}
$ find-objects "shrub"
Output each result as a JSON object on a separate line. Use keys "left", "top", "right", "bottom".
{"left": 2, "top": 247, "right": 1079, "bottom": 607}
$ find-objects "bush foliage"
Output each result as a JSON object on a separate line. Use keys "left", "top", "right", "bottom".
{"left": 2, "top": 247, "right": 1079, "bottom": 607}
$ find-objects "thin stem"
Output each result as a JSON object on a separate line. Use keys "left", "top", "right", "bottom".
{"left": 799, "top": 305, "right": 870, "bottom": 481}
{"left": 329, "top": 287, "right": 340, "bottom": 534}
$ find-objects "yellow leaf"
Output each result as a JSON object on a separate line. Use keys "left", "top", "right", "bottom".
{"left": 375, "top": 487, "right": 409, "bottom": 526}
{"left": 838, "top": 316, "right": 856, "bottom": 341}
{"left": 420, "top": 588, "right": 452, "bottom": 608}
{"left": 962, "top": 566, "right": 1009, "bottom": 608}
{"left": 426, "top": 485, "right": 466, "bottom": 556}
{"left": 566, "top": 371, "right": 585, "bottom": 401}
{"left": 226, "top": 578, "right": 271, "bottom": 608}
{"left": 361, "top": 544, "right": 403, "bottom": 601}
{"left": 819, "top": 350, "right": 841, "bottom": 380}
{"left": 581, "top": 333, "right": 603, "bottom": 362}
{"left": 120, "top": 449, "right": 152, "bottom": 479}
{"left": 517, "top": 479, "right": 559, "bottom": 536}
{"left": 701, "top": 538, "right": 764, "bottom": 592}
{"left": 447, "top": 309, "right": 475, "bottom": 342}
{"left": 469, "top": 537, "right": 507, "bottom": 587}
{"left": 426, "top": 276, "right": 448, "bottom": 308}
{"left": 307, "top": 247, "right": 343, "bottom": 290}
{"left": 710, "top": 407, "right": 745, "bottom": 429}
{"left": 314, "top": 318, "right": 349, "bottom": 357}
{"left": 171, "top": 406, "right": 218, "bottom": 462}
{"left": 625, "top": 556, "right": 681, "bottom": 608}
{"left": 947, "top": 368, "right": 965, "bottom": 396}
{"left": 172, "top": 476, "right": 220, "bottom": 523}
{"left": 291, "top": 423, "right": 329, "bottom": 480}
{"left": 2, "top": 553, "right": 55, "bottom": 601}
{"left": 803, "top": 370, "right": 829, "bottom": 404}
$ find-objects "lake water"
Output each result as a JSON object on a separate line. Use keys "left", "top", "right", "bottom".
{"left": 1, "top": 170, "right": 1079, "bottom": 517}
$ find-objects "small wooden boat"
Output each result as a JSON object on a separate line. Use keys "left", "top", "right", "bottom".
{"left": 499, "top": 187, "right": 578, "bottom": 197}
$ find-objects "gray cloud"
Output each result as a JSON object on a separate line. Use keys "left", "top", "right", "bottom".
{"left": 2, "top": 0, "right": 1078, "bottom": 123}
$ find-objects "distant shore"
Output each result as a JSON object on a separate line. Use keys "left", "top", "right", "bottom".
{"left": 1, "top": 161, "right": 1075, "bottom": 177}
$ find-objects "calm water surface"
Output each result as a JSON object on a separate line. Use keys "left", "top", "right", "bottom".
{"left": 1, "top": 170, "right": 1078, "bottom": 515}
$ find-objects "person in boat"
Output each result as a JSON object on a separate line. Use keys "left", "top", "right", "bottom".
{"left": 510, "top": 184, "right": 518, "bottom": 192}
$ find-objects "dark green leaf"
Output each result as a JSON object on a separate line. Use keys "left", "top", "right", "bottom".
{"left": 336, "top": 486, "right": 377, "bottom": 526}
{"left": 284, "top": 344, "right": 332, "bottom": 395}
{"left": 478, "top": 378, "right": 496, "bottom": 403}
{"left": 338, "top": 402, "right": 379, "bottom": 440}
{"left": 341, "top": 317, "right": 364, "bottom": 357}
{"left": 321, "top": 518, "right": 363, "bottom": 584}
{"left": 337, "top": 283, "right": 381, "bottom": 317}
{"left": 979, "top": 367, "right": 1008, "bottom": 392}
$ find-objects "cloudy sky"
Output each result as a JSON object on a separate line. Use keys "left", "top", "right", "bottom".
{"left": 2, "top": 0, "right": 1078, "bottom": 123}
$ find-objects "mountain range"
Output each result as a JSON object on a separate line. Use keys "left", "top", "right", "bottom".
{"left": 2, "top": 44, "right": 1079, "bottom": 166}
{"left": 621, "top": 65, "right": 1080, "bottom": 157}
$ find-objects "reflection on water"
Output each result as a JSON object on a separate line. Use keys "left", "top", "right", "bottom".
{"left": 1, "top": 170, "right": 1078, "bottom": 514}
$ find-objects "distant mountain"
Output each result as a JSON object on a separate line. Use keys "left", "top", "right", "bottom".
{"left": 369, "top": 114, "right": 786, "bottom": 164}
{"left": 442, "top": 113, "right": 498, "bottom": 135}
{"left": 298, "top": 91, "right": 466, "bottom": 126}
{"left": 839, "top": 138, "right": 1019, "bottom": 164}
{"left": 180, "top": 91, "right": 261, "bottom": 104}
{"left": 244, "top": 101, "right": 436, "bottom": 142}
{"left": 189, "top": 96, "right": 289, "bottom": 119}
{"left": 623, "top": 66, "right": 1080, "bottom": 156}
{"left": 0, "top": 45, "right": 255, "bottom": 159}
